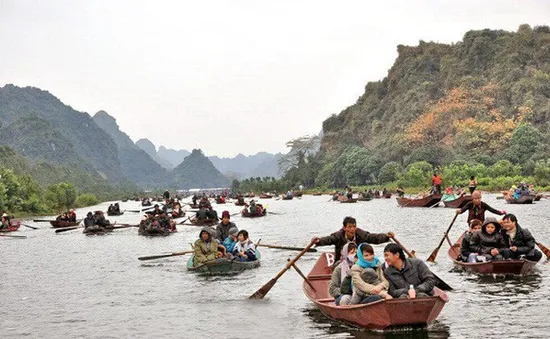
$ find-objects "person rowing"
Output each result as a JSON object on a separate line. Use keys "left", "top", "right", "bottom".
{"left": 311, "top": 216, "right": 394, "bottom": 264}
{"left": 456, "top": 190, "right": 505, "bottom": 224}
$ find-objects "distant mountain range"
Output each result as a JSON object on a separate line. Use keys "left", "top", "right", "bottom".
{"left": 0, "top": 84, "right": 284, "bottom": 191}
{"left": 136, "top": 138, "right": 282, "bottom": 179}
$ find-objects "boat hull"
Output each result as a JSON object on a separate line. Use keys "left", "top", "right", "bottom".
{"left": 186, "top": 249, "right": 261, "bottom": 274}
{"left": 448, "top": 237, "right": 537, "bottom": 275}
{"left": 0, "top": 220, "right": 21, "bottom": 232}
{"left": 443, "top": 195, "right": 472, "bottom": 208}
{"left": 505, "top": 196, "right": 534, "bottom": 204}
{"left": 396, "top": 194, "right": 442, "bottom": 207}
{"left": 303, "top": 252, "right": 448, "bottom": 330}
{"left": 50, "top": 220, "right": 80, "bottom": 228}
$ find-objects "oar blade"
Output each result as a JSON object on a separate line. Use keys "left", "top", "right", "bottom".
{"left": 55, "top": 226, "right": 80, "bottom": 233}
{"left": 536, "top": 242, "right": 550, "bottom": 260}
{"left": 249, "top": 278, "right": 277, "bottom": 299}
{"left": 22, "top": 223, "right": 40, "bottom": 230}
{"left": 139, "top": 254, "right": 174, "bottom": 261}
{"left": 426, "top": 249, "right": 439, "bottom": 263}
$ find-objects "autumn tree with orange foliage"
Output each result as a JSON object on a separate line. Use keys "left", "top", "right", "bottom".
{"left": 404, "top": 84, "right": 525, "bottom": 157}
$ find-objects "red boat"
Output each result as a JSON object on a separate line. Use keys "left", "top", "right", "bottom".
{"left": 447, "top": 235, "right": 537, "bottom": 275}
{"left": 303, "top": 252, "right": 448, "bottom": 330}
{"left": 339, "top": 198, "right": 357, "bottom": 203}
{"left": 0, "top": 220, "right": 21, "bottom": 232}
{"left": 396, "top": 194, "right": 442, "bottom": 207}
{"left": 259, "top": 194, "right": 272, "bottom": 199}
{"left": 442, "top": 194, "right": 472, "bottom": 208}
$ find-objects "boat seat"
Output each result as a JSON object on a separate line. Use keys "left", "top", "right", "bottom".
{"left": 317, "top": 297, "right": 335, "bottom": 303}
{"left": 308, "top": 274, "right": 332, "bottom": 280}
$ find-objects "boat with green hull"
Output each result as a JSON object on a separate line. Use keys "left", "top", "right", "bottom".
{"left": 186, "top": 249, "right": 261, "bottom": 274}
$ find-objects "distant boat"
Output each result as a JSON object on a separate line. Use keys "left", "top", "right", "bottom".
{"left": 396, "top": 194, "right": 442, "bottom": 207}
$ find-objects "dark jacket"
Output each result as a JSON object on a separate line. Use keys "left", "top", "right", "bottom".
{"left": 460, "top": 231, "right": 478, "bottom": 257}
{"left": 500, "top": 225, "right": 536, "bottom": 255}
{"left": 383, "top": 258, "right": 435, "bottom": 297}
{"left": 215, "top": 221, "right": 237, "bottom": 243}
{"left": 317, "top": 228, "right": 390, "bottom": 263}
{"left": 470, "top": 222, "right": 505, "bottom": 255}
{"left": 459, "top": 201, "right": 503, "bottom": 223}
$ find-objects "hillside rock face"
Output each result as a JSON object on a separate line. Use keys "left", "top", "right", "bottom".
{"left": 135, "top": 139, "right": 174, "bottom": 169}
{"left": 321, "top": 25, "right": 550, "bottom": 165}
{"left": 93, "top": 111, "right": 168, "bottom": 188}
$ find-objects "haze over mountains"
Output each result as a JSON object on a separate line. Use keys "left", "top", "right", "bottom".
{"left": 0, "top": 84, "right": 284, "bottom": 190}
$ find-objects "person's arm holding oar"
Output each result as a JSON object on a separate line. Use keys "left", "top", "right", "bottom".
{"left": 249, "top": 241, "right": 315, "bottom": 299}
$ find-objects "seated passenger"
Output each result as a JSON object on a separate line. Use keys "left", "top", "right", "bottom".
{"left": 460, "top": 219, "right": 482, "bottom": 262}
{"left": 222, "top": 227, "right": 239, "bottom": 254}
{"left": 500, "top": 214, "right": 543, "bottom": 262}
{"left": 232, "top": 230, "right": 256, "bottom": 261}
{"left": 328, "top": 242, "right": 357, "bottom": 306}
{"left": 193, "top": 228, "right": 222, "bottom": 267}
{"left": 383, "top": 243, "right": 436, "bottom": 299}
{"left": 470, "top": 217, "right": 505, "bottom": 262}
{"left": 196, "top": 207, "right": 208, "bottom": 220}
{"left": 83, "top": 212, "right": 95, "bottom": 229}
{"left": 249, "top": 200, "right": 258, "bottom": 215}
{"left": 350, "top": 244, "right": 391, "bottom": 304}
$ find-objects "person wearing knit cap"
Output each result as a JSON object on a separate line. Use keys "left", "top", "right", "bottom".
{"left": 215, "top": 210, "right": 237, "bottom": 243}
{"left": 222, "top": 227, "right": 239, "bottom": 254}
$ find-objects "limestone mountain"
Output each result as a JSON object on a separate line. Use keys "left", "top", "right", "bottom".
{"left": 0, "top": 85, "right": 126, "bottom": 182}
{"left": 171, "top": 149, "right": 229, "bottom": 189}
{"left": 209, "top": 152, "right": 283, "bottom": 179}
{"left": 157, "top": 146, "right": 190, "bottom": 168}
{"left": 93, "top": 111, "right": 168, "bottom": 188}
{"left": 135, "top": 138, "right": 174, "bottom": 169}
{"left": 321, "top": 25, "right": 550, "bottom": 166}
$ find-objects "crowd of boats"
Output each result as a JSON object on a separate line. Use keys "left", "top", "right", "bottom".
{"left": 1, "top": 187, "right": 549, "bottom": 331}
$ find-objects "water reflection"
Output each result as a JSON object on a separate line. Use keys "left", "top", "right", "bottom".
{"left": 302, "top": 307, "right": 451, "bottom": 339}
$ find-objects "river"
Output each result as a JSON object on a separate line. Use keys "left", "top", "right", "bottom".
{"left": 1, "top": 194, "right": 549, "bottom": 338}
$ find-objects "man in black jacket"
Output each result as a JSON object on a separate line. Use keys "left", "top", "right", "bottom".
{"left": 311, "top": 216, "right": 393, "bottom": 263}
{"left": 499, "top": 213, "right": 542, "bottom": 261}
{"left": 383, "top": 243, "right": 436, "bottom": 298}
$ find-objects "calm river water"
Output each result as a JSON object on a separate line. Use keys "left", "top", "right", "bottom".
{"left": 1, "top": 194, "right": 549, "bottom": 338}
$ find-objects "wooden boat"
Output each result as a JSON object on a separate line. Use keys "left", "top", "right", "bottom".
{"left": 138, "top": 227, "right": 176, "bottom": 236}
{"left": 294, "top": 192, "right": 303, "bottom": 197}
{"left": 107, "top": 211, "right": 124, "bottom": 216}
{"left": 534, "top": 194, "right": 542, "bottom": 201}
{"left": 186, "top": 249, "right": 261, "bottom": 274}
{"left": 312, "top": 193, "right": 322, "bottom": 196}
{"left": 83, "top": 226, "right": 114, "bottom": 235}
{"left": 357, "top": 197, "right": 372, "bottom": 201}
{"left": 396, "top": 194, "right": 442, "bottom": 207}
{"left": 303, "top": 252, "right": 448, "bottom": 330}
{"left": 259, "top": 194, "right": 272, "bottom": 199}
{"left": 340, "top": 198, "right": 358, "bottom": 203}
{"left": 447, "top": 235, "right": 537, "bottom": 275}
{"left": 282, "top": 195, "right": 294, "bottom": 200}
{"left": 215, "top": 199, "right": 226, "bottom": 204}
{"left": 141, "top": 200, "right": 152, "bottom": 207}
{"left": 241, "top": 209, "right": 267, "bottom": 218}
{"left": 50, "top": 220, "right": 81, "bottom": 228}
{"left": 0, "top": 220, "right": 21, "bottom": 232}
{"left": 383, "top": 193, "right": 392, "bottom": 198}
{"left": 443, "top": 194, "right": 472, "bottom": 209}
{"left": 505, "top": 195, "right": 534, "bottom": 204}
{"left": 234, "top": 201, "right": 246, "bottom": 206}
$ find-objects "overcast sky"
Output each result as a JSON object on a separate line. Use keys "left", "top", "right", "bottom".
{"left": 1, "top": 1, "right": 549, "bottom": 157}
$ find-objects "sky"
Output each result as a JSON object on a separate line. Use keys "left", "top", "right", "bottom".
{"left": 1, "top": 1, "right": 549, "bottom": 157}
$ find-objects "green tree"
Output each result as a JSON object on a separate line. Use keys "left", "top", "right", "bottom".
{"left": 378, "top": 162, "right": 404, "bottom": 183}
{"left": 404, "top": 161, "right": 433, "bottom": 187}
{"left": 534, "top": 159, "right": 550, "bottom": 186}
{"left": 489, "top": 160, "right": 521, "bottom": 177}
{"left": 44, "top": 182, "right": 77, "bottom": 213}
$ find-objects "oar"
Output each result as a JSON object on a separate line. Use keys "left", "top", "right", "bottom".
{"left": 55, "top": 226, "right": 81, "bottom": 233}
{"left": 33, "top": 219, "right": 54, "bottom": 222}
{"left": 22, "top": 223, "right": 40, "bottom": 230}
{"left": 257, "top": 243, "right": 318, "bottom": 252}
{"left": 287, "top": 258, "right": 316, "bottom": 291}
{"left": 390, "top": 234, "right": 453, "bottom": 291}
{"left": 127, "top": 209, "right": 141, "bottom": 213}
{"left": 178, "top": 216, "right": 191, "bottom": 225}
{"left": 138, "top": 250, "right": 194, "bottom": 261}
{"left": 536, "top": 242, "right": 550, "bottom": 260}
{"left": 249, "top": 241, "right": 315, "bottom": 299}
{"left": 426, "top": 212, "right": 459, "bottom": 262}
{"left": 0, "top": 233, "right": 27, "bottom": 238}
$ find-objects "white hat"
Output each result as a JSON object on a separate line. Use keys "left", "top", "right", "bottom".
{"left": 2, "top": 213, "right": 7, "bottom": 217}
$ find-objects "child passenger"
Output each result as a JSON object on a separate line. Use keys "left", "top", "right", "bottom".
{"left": 232, "top": 230, "right": 257, "bottom": 261}
{"left": 470, "top": 217, "right": 505, "bottom": 262}
{"left": 350, "top": 244, "right": 391, "bottom": 304}
{"left": 460, "top": 219, "right": 482, "bottom": 262}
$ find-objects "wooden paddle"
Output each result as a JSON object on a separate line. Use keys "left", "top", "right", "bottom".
{"left": 426, "top": 212, "right": 459, "bottom": 262}
{"left": 33, "top": 219, "right": 54, "bottom": 222}
{"left": 257, "top": 243, "right": 318, "bottom": 252}
{"left": 536, "top": 242, "right": 550, "bottom": 260}
{"left": 389, "top": 234, "right": 453, "bottom": 291}
{"left": 22, "top": 223, "right": 40, "bottom": 230}
{"left": 0, "top": 233, "right": 27, "bottom": 238}
{"left": 138, "top": 250, "right": 193, "bottom": 261}
{"left": 249, "top": 241, "right": 315, "bottom": 299}
{"left": 55, "top": 226, "right": 81, "bottom": 233}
